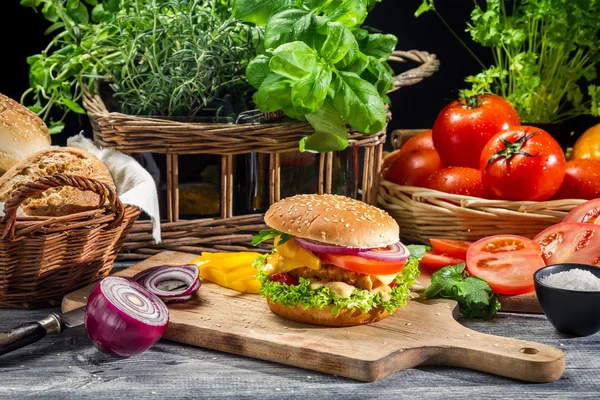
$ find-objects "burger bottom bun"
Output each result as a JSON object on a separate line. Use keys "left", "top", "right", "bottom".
{"left": 266, "top": 297, "right": 395, "bottom": 327}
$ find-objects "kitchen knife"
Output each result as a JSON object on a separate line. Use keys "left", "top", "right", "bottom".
{"left": 0, "top": 307, "right": 84, "bottom": 356}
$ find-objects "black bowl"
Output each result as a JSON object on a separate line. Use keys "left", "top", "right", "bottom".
{"left": 534, "top": 264, "right": 600, "bottom": 337}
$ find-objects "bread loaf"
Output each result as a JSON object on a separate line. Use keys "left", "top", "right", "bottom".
{"left": 0, "top": 93, "right": 51, "bottom": 174}
{"left": 0, "top": 147, "right": 115, "bottom": 216}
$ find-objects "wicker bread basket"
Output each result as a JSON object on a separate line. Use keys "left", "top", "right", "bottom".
{"left": 378, "top": 130, "right": 586, "bottom": 244}
{"left": 0, "top": 174, "right": 141, "bottom": 308}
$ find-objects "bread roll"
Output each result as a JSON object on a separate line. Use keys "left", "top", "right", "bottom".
{"left": 0, "top": 93, "right": 51, "bottom": 174}
{"left": 0, "top": 147, "right": 115, "bottom": 216}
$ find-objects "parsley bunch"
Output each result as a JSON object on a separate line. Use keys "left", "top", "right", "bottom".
{"left": 417, "top": 0, "right": 600, "bottom": 123}
{"left": 424, "top": 264, "right": 501, "bottom": 320}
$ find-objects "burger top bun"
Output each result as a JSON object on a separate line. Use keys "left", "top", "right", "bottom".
{"left": 0, "top": 93, "right": 51, "bottom": 174}
{"left": 264, "top": 194, "right": 399, "bottom": 249}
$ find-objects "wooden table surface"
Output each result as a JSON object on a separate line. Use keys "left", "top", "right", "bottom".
{"left": 0, "top": 266, "right": 598, "bottom": 399}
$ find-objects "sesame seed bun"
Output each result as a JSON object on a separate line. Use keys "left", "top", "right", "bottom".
{"left": 264, "top": 194, "right": 399, "bottom": 248}
{"left": 267, "top": 297, "right": 394, "bottom": 327}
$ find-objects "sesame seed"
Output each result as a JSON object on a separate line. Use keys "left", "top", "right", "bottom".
{"left": 345, "top": 224, "right": 350, "bottom": 228}
{"left": 324, "top": 217, "right": 330, "bottom": 222}
{"left": 351, "top": 229, "right": 355, "bottom": 232}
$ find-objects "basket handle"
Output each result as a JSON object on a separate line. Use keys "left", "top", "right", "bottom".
{"left": 0, "top": 174, "right": 124, "bottom": 240}
{"left": 388, "top": 50, "right": 440, "bottom": 93}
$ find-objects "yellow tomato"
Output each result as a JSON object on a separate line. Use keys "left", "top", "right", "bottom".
{"left": 572, "top": 123, "right": 600, "bottom": 160}
{"left": 191, "top": 252, "right": 262, "bottom": 294}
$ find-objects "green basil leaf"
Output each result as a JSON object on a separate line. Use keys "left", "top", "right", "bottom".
{"left": 265, "top": 9, "right": 317, "bottom": 49}
{"left": 320, "top": 22, "right": 355, "bottom": 63}
{"left": 326, "top": 0, "right": 367, "bottom": 27}
{"left": 269, "top": 41, "right": 318, "bottom": 81}
{"left": 105, "top": 0, "right": 120, "bottom": 13}
{"left": 232, "top": 0, "right": 295, "bottom": 26}
{"left": 48, "top": 120, "right": 65, "bottom": 135}
{"left": 291, "top": 64, "right": 332, "bottom": 115}
{"left": 301, "top": 100, "right": 348, "bottom": 153}
{"left": 362, "top": 57, "right": 395, "bottom": 95}
{"left": 359, "top": 33, "right": 398, "bottom": 61}
{"left": 336, "top": 43, "right": 369, "bottom": 74}
{"left": 333, "top": 71, "right": 386, "bottom": 134}
{"left": 69, "top": 3, "right": 89, "bottom": 24}
{"left": 42, "top": 2, "right": 59, "bottom": 22}
{"left": 246, "top": 55, "right": 271, "bottom": 89}
{"left": 253, "top": 73, "right": 293, "bottom": 112}
{"left": 83, "top": 0, "right": 98, "bottom": 5}
{"left": 62, "top": 98, "right": 86, "bottom": 114}
{"left": 91, "top": 4, "right": 112, "bottom": 22}
{"left": 67, "top": 0, "right": 80, "bottom": 10}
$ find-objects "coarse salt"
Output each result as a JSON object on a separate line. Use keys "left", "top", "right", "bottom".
{"left": 540, "top": 269, "right": 600, "bottom": 291}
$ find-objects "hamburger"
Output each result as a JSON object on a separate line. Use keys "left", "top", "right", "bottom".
{"left": 252, "top": 194, "right": 423, "bottom": 327}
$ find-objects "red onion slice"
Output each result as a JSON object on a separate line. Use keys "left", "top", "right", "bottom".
{"left": 356, "top": 241, "right": 410, "bottom": 262}
{"left": 294, "top": 237, "right": 363, "bottom": 254}
{"left": 132, "top": 264, "right": 201, "bottom": 303}
{"left": 84, "top": 276, "right": 169, "bottom": 357}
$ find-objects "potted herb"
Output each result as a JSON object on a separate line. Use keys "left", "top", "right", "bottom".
{"left": 416, "top": 0, "right": 600, "bottom": 147}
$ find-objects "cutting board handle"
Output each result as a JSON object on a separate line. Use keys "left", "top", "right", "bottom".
{"left": 421, "top": 326, "right": 565, "bottom": 383}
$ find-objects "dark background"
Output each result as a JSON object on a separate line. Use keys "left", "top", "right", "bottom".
{"left": 1, "top": 0, "right": 597, "bottom": 146}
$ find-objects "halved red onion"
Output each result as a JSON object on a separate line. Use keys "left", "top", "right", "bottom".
{"left": 294, "top": 237, "right": 362, "bottom": 254}
{"left": 132, "top": 264, "right": 201, "bottom": 303}
{"left": 356, "top": 241, "right": 410, "bottom": 262}
{"left": 84, "top": 276, "right": 169, "bottom": 357}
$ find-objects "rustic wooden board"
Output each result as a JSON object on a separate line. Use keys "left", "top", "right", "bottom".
{"left": 62, "top": 251, "right": 563, "bottom": 383}
{"left": 413, "top": 266, "right": 543, "bottom": 314}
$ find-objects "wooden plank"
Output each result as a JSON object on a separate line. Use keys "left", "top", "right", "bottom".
{"left": 412, "top": 267, "right": 543, "bottom": 314}
{"left": 62, "top": 252, "right": 563, "bottom": 383}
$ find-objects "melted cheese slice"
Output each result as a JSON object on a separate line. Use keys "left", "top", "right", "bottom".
{"left": 267, "top": 238, "right": 321, "bottom": 274}
{"left": 371, "top": 272, "right": 398, "bottom": 286}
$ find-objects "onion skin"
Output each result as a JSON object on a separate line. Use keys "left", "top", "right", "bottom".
{"left": 84, "top": 277, "right": 169, "bottom": 357}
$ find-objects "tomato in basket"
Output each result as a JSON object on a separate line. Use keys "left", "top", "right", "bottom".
{"left": 466, "top": 235, "right": 545, "bottom": 295}
{"left": 534, "top": 222, "right": 600, "bottom": 266}
{"left": 425, "top": 167, "right": 487, "bottom": 198}
{"left": 480, "top": 126, "right": 566, "bottom": 201}
{"left": 432, "top": 94, "right": 520, "bottom": 168}
{"left": 384, "top": 149, "right": 443, "bottom": 187}
{"left": 553, "top": 159, "right": 600, "bottom": 200}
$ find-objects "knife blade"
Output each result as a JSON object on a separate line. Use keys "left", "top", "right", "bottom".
{"left": 0, "top": 307, "right": 84, "bottom": 356}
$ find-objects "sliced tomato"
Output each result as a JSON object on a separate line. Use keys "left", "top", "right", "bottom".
{"left": 563, "top": 199, "right": 600, "bottom": 225}
{"left": 466, "top": 235, "right": 545, "bottom": 295}
{"left": 534, "top": 222, "right": 600, "bottom": 266}
{"left": 319, "top": 253, "right": 406, "bottom": 275}
{"left": 420, "top": 251, "right": 464, "bottom": 269}
{"left": 430, "top": 239, "right": 473, "bottom": 260}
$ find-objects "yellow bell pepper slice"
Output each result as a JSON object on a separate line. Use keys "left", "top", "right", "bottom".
{"left": 191, "top": 252, "right": 262, "bottom": 294}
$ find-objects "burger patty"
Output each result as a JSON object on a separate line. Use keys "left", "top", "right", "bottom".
{"left": 288, "top": 263, "right": 379, "bottom": 291}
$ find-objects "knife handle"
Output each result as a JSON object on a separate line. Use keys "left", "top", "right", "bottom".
{"left": 0, "top": 314, "right": 62, "bottom": 356}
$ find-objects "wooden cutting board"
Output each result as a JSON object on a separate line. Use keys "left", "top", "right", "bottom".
{"left": 62, "top": 251, "right": 563, "bottom": 383}
{"left": 414, "top": 266, "right": 543, "bottom": 314}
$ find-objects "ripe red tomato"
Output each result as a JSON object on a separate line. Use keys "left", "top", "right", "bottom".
{"left": 466, "top": 235, "right": 545, "bottom": 295}
{"left": 480, "top": 126, "right": 566, "bottom": 201}
{"left": 425, "top": 167, "right": 487, "bottom": 198}
{"left": 534, "top": 222, "right": 600, "bottom": 266}
{"left": 430, "top": 239, "right": 473, "bottom": 260}
{"left": 420, "top": 251, "right": 464, "bottom": 269}
{"left": 319, "top": 253, "right": 407, "bottom": 275}
{"left": 269, "top": 272, "right": 299, "bottom": 286}
{"left": 563, "top": 198, "right": 600, "bottom": 225}
{"left": 384, "top": 130, "right": 435, "bottom": 168}
{"left": 384, "top": 149, "right": 443, "bottom": 187}
{"left": 432, "top": 94, "right": 520, "bottom": 168}
{"left": 553, "top": 159, "right": 600, "bottom": 200}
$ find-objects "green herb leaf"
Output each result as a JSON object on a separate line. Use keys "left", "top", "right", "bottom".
{"left": 251, "top": 229, "right": 291, "bottom": 247}
{"left": 407, "top": 244, "right": 428, "bottom": 260}
{"left": 424, "top": 264, "right": 501, "bottom": 320}
{"left": 104, "top": 0, "right": 120, "bottom": 13}
{"left": 91, "top": 4, "right": 111, "bottom": 22}
{"left": 232, "top": 0, "right": 295, "bottom": 27}
{"left": 264, "top": 9, "right": 316, "bottom": 50}
{"left": 301, "top": 99, "right": 348, "bottom": 153}
{"left": 332, "top": 71, "right": 386, "bottom": 134}
{"left": 415, "top": 0, "right": 435, "bottom": 17}
{"left": 269, "top": 41, "right": 318, "bottom": 81}
{"left": 358, "top": 33, "right": 397, "bottom": 61}
{"left": 320, "top": 22, "right": 355, "bottom": 64}
{"left": 246, "top": 55, "right": 271, "bottom": 89}
{"left": 48, "top": 120, "right": 65, "bottom": 135}
{"left": 253, "top": 73, "right": 293, "bottom": 112}
{"left": 62, "top": 98, "right": 86, "bottom": 114}
{"left": 362, "top": 56, "right": 395, "bottom": 96}
{"left": 291, "top": 64, "right": 332, "bottom": 114}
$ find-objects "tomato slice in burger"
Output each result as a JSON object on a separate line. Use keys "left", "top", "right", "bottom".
{"left": 563, "top": 198, "right": 600, "bottom": 225}
{"left": 466, "top": 235, "right": 545, "bottom": 295}
{"left": 429, "top": 239, "right": 473, "bottom": 260}
{"left": 319, "top": 253, "right": 406, "bottom": 276}
{"left": 534, "top": 222, "right": 600, "bottom": 266}
{"left": 420, "top": 251, "right": 464, "bottom": 269}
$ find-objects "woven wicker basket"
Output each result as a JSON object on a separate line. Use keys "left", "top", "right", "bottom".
{"left": 378, "top": 129, "right": 586, "bottom": 244}
{"left": 0, "top": 174, "right": 141, "bottom": 308}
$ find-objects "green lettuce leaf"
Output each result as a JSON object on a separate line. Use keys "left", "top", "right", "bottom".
{"left": 254, "top": 255, "right": 420, "bottom": 314}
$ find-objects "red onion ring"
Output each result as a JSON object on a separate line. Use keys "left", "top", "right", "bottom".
{"left": 84, "top": 276, "right": 169, "bottom": 357}
{"left": 356, "top": 241, "right": 410, "bottom": 262}
{"left": 295, "top": 238, "right": 409, "bottom": 262}
{"left": 132, "top": 264, "right": 201, "bottom": 303}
